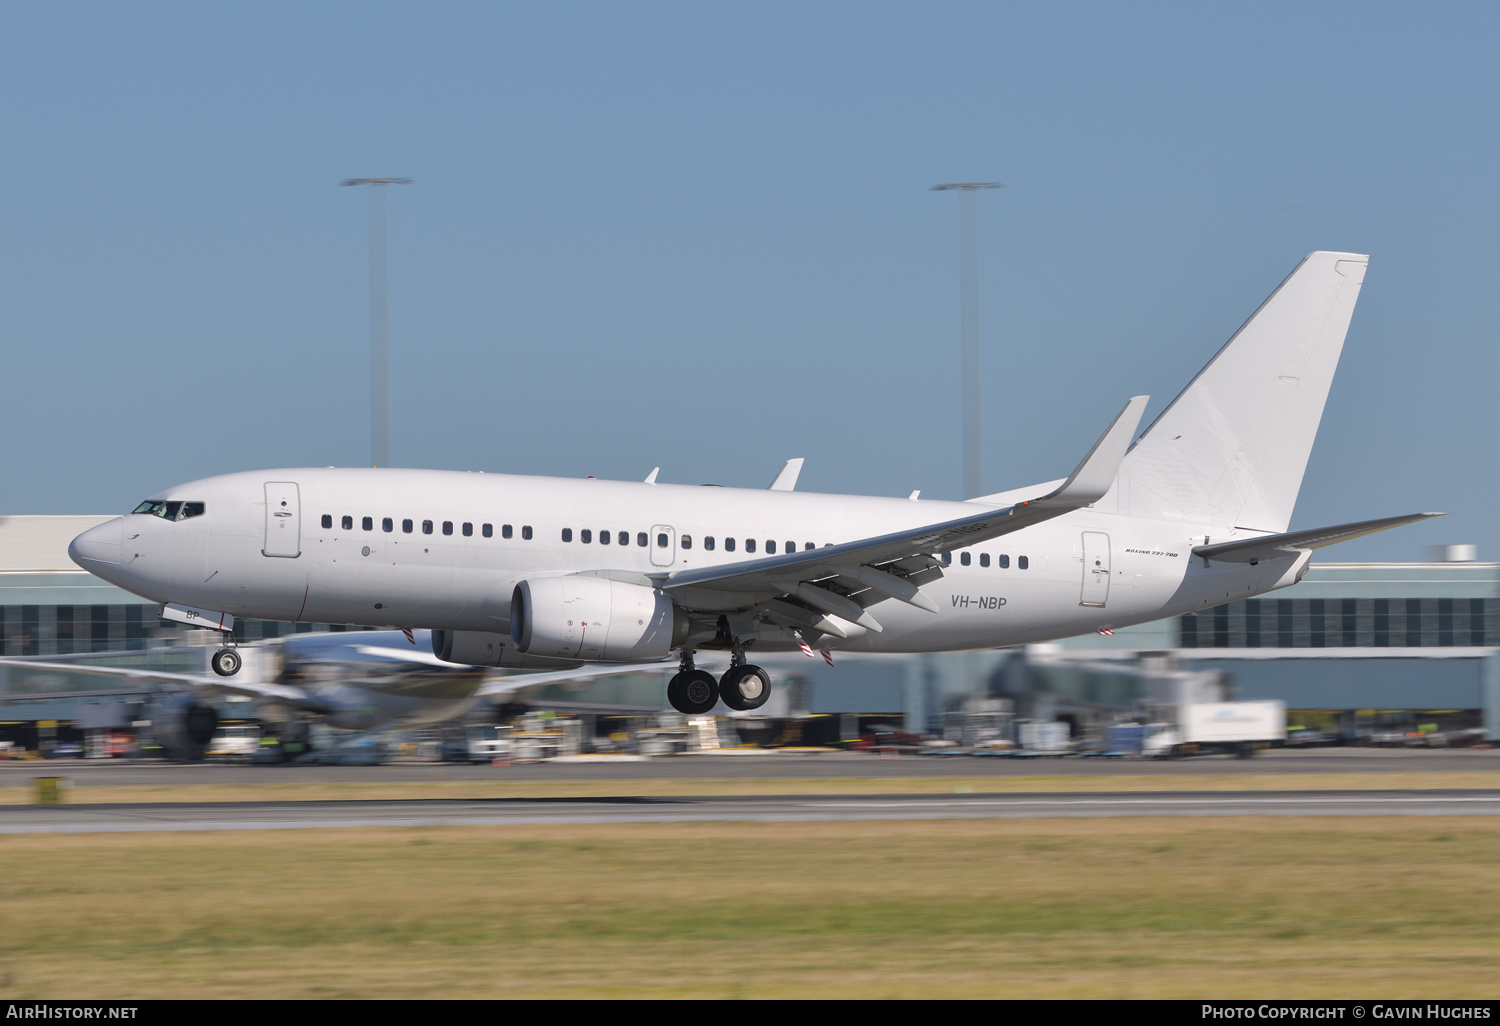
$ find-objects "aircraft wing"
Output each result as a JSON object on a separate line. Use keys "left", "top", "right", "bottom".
{"left": 1191, "top": 512, "right": 1445, "bottom": 565}
{"left": 0, "top": 658, "right": 315, "bottom": 704}
{"left": 661, "top": 396, "right": 1148, "bottom": 633}
{"left": 477, "top": 660, "right": 684, "bottom": 699}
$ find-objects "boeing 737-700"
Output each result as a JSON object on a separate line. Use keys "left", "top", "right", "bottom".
{"left": 67, "top": 251, "right": 1439, "bottom": 715}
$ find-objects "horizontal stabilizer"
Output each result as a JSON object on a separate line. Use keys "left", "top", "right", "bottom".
{"left": 1192, "top": 512, "right": 1444, "bottom": 564}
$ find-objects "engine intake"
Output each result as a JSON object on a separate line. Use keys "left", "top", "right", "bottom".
{"left": 511, "top": 576, "right": 683, "bottom": 661}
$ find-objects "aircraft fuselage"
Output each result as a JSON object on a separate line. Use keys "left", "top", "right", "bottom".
{"left": 71, "top": 467, "right": 1305, "bottom": 656}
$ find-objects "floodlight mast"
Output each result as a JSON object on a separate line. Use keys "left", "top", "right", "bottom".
{"left": 340, "top": 177, "right": 414, "bottom": 468}
{"left": 932, "top": 182, "right": 1001, "bottom": 500}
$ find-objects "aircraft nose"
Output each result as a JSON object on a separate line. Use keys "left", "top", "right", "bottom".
{"left": 69, "top": 517, "right": 124, "bottom": 580}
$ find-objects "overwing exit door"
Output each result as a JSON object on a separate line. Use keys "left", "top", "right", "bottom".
{"left": 650, "top": 524, "right": 676, "bottom": 567}
{"left": 1080, "top": 531, "right": 1110, "bottom": 607}
{"left": 263, "top": 482, "right": 302, "bottom": 558}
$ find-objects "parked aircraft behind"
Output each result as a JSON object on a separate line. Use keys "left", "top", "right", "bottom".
{"left": 0, "top": 629, "right": 662, "bottom": 759}
{"left": 69, "top": 252, "right": 1439, "bottom": 715}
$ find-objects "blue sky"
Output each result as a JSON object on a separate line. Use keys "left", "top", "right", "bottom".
{"left": 2, "top": 2, "right": 1495, "bottom": 560}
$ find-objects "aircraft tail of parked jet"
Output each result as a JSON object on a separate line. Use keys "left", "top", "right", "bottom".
{"left": 1117, "top": 251, "right": 1369, "bottom": 534}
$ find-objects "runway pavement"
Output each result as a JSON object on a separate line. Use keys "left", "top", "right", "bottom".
{"left": 5, "top": 788, "right": 1500, "bottom": 833}
{"left": 2, "top": 746, "right": 1497, "bottom": 787}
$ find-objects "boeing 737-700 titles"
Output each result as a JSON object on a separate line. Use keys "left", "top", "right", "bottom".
{"left": 67, "top": 252, "right": 1439, "bottom": 714}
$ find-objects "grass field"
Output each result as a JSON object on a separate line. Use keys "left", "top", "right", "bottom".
{"left": 3, "top": 770, "right": 1498, "bottom": 806}
{"left": 2, "top": 817, "right": 1498, "bottom": 998}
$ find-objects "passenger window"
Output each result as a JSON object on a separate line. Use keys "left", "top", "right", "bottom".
{"left": 618, "top": 531, "right": 629, "bottom": 546}
{"left": 462, "top": 522, "right": 473, "bottom": 537}
{"left": 766, "top": 540, "right": 776, "bottom": 554}
{"left": 599, "top": 530, "right": 610, "bottom": 545}
{"left": 805, "top": 542, "right": 815, "bottom": 551}
{"left": 482, "top": 524, "right": 493, "bottom": 538}
{"left": 522, "top": 526, "right": 533, "bottom": 540}
{"left": 961, "top": 551, "right": 971, "bottom": 566}
{"left": 1018, "top": 555, "right": 1029, "bottom": 570}
{"left": 746, "top": 539, "right": 757, "bottom": 554}
{"left": 581, "top": 529, "right": 592, "bottom": 543}
{"left": 704, "top": 536, "right": 715, "bottom": 551}
{"left": 403, "top": 519, "right": 413, "bottom": 534}
{"left": 562, "top": 528, "right": 573, "bottom": 542}
{"left": 383, "top": 517, "right": 394, "bottom": 533}
{"left": 942, "top": 552, "right": 951, "bottom": 564}
{"left": 342, "top": 515, "right": 354, "bottom": 531}
{"left": 785, "top": 541, "right": 794, "bottom": 554}
{"left": 502, "top": 524, "right": 513, "bottom": 539}
{"left": 321, "top": 514, "right": 333, "bottom": 529}
{"left": 725, "top": 538, "right": 736, "bottom": 552}
{"left": 423, "top": 520, "right": 433, "bottom": 535}
{"left": 637, "top": 532, "right": 648, "bottom": 547}
{"left": 180, "top": 502, "right": 205, "bottom": 519}
{"left": 999, "top": 554, "right": 1010, "bottom": 569}
{"left": 980, "top": 553, "right": 990, "bottom": 567}
{"left": 362, "top": 517, "right": 373, "bottom": 532}
{"left": 442, "top": 521, "right": 453, "bottom": 536}
{"left": 656, "top": 533, "right": 668, "bottom": 548}
{"left": 681, "top": 535, "right": 692, "bottom": 549}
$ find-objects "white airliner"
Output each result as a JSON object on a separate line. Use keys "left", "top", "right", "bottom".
{"left": 68, "top": 251, "right": 1438, "bottom": 715}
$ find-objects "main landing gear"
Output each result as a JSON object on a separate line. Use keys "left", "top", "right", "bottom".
{"left": 666, "top": 648, "right": 772, "bottom": 715}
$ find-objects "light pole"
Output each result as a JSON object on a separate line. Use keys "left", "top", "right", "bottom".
{"left": 341, "top": 177, "right": 414, "bottom": 467}
{"left": 932, "top": 182, "right": 1001, "bottom": 499}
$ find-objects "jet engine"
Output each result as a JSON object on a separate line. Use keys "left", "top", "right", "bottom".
{"left": 431, "top": 629, "right": 515, "bottom": 667}
{"left": 510, "top": 575, "right": 685, "bottom": 661}
{"left": 429, "top": 628, "right": 592, "bottom": 668}
{"left": 146, "top": 692, "right": 219, "bottom": 760}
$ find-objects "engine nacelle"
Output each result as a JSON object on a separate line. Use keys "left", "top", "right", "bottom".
{"left": 432, "top": 629, "right": 513, "bottom": 667}
{"left": 430, "top": 628, "right": 596, "bottom": 669}
{"left": 511, "top": 575, "right": 683, "bottom": 661}
{"left": 146, "top": 692, "right": 219, "bottom": 760}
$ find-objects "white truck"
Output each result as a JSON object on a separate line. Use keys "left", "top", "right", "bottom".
{"left": 1142, "top": 701, "right": 1285, "bottom": 759}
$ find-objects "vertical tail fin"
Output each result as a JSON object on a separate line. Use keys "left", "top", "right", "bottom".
{"left": 1118, "top": 251, "right": 1368, "bottom": 533}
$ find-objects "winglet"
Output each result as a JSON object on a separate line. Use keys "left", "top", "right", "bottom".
{"left": 1031, "top": 396, "right": 1149, "bottom": 509}
{"left": 768, "top": 458, "right": 805, "bottom": 491}
{"left": 644, "top": 467, "right": 660, "bottom": 485}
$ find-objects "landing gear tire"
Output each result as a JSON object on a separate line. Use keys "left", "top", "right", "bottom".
{"left": 667, "top": 669, "right": 719, "bottom": 715}
{"left": 719, "top": 664, "right": 772, "bottom": 712}
{"left": 211, "top": 648, "right": 242, "bottom": 677}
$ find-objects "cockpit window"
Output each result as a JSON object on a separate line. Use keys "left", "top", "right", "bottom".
{"left": 132, "top": 500, "right": 205, "bottom": 521}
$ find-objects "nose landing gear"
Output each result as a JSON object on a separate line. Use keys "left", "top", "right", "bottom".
{"left": 211, "top": 645, "right": 242, "bottom": 677}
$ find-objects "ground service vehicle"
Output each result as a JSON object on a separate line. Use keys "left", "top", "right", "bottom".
{"left": 1142, "top": 701, "right": 1286, "bottom": 759}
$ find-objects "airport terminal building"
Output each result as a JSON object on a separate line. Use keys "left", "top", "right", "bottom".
{"left": 2, "top": 516, "right": 1498, "bottom": 740}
